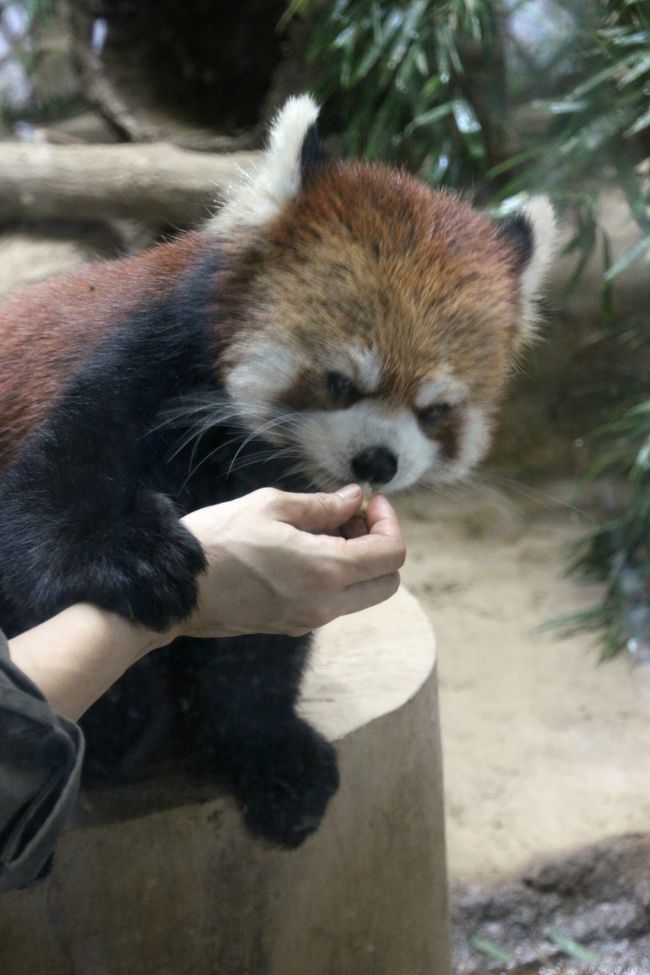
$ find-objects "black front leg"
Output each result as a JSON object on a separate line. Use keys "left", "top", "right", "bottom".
{"left": 187, "top": 632, "right": 340, "bottom": 848}
{"left": 0, "top": 304, "right": 207, "bottom": 636}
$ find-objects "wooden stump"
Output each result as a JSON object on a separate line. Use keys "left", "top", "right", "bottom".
{"left": 0, "top": 587, "right": 450, "bottom": 974}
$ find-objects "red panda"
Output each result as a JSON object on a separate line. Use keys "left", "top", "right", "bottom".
{"left": 0, "top": 94, "right": 557, "bottom": 486}
{"left": 0, "top": 95, "right": 558, "bottom": 847}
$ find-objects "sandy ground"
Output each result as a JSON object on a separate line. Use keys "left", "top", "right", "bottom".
{"left": 398, "top": 481, "right": 650, "bottom": 885}
{"left": 2, "top": 231, "right": 649, "bottom": 896}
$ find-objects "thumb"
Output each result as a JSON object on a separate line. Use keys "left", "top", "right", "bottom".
{"left": 278, "top": 485, "right": 364, "bottom": 533}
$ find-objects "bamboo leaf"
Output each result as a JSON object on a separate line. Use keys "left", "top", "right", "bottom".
{"left": 570, "top": 58, "right": 634, "bottom": 97}
{"left": 618, "top": 51, "right": 650, "bottom": 85}
{"left": 414, "top": 46, "right": 429, "bottom": 76}
{"left": 548, "top": 930, "right": 599, "bottom": 963}
{"left": 601, "top": 27, "right": 650, "bottom": 47}
{"left": 386, "top": 0, "right": 427, "bottom": 70}
{"left": 626, "top": 103, "right": 650, "bottom": 135}
{"left": 470, "top": 936, "right": 512, "bottom": 964}
{"left": 451, "top": 98, "right": 482, "bottom": 135}
{"left": 604, "top": 234, "right": 650, "bottom": 281}
{"left": 532, "top": 98, "right": 589, "bottom": 114}
{"left": 404, "top": 102, "right": 453, "bottom": 135}
{"left": 331, "top": 24, "right": 358, "bottom": 52}
{"left": 350, "top": 8, "right": 403, "bottom": 83}
{"left": 277, "top": 0, "right": 308, "bottom": 32}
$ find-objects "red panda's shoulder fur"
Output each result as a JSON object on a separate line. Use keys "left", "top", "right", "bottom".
{"left": 0, "top": 231, "right": 208, "bottom": 468}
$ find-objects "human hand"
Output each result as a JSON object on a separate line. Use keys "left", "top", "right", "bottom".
{"left": 174, "top": 485, "right": 406, "bottom": 639}
{"left": 7, "top": 487, "right": 404, "bottom": 719}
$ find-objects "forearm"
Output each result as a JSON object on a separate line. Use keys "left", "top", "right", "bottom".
{"left": 7, "top": 604, "right": 164, "bottom": 721}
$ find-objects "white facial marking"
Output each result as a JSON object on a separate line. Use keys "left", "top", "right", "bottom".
{"left": 349, "top": 347, "right": 383, "bottom": 393}
{"left": 462, "top": 406, "right": 491, "bottom": 471}
{"left": 296, "top": 402, "right": 437, "bottom": 493}
{"left": 295, "top": 399, "right": 492, "bottom": 491}
{"left": 415, "top": 376, "right": 466, "bottom": 410}
{"left": 225, "top": 341, "right": 492, "bottom": 492}
{"left": 325, "top": 346, "right": 383, "bottom": 393}
{"left": 225, "top": 336, "right": 303, "bottom": 424}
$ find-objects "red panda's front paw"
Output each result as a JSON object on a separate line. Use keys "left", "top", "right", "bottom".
{"left": 0, "top": 487, "right": 207, "bottom": 636}
{"left": 104, "top": 490, "right": 208, "bottom": 632}
{"left": 233, "top": 718, "right": 340, "bottom": 849}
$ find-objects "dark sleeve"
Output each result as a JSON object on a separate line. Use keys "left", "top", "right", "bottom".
{"left": 0, "top": 629, "right": 84, "bottom": 892}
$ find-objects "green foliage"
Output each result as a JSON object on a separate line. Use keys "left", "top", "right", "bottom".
{"left": 283, "top": 0, "right": 504, "bottom": 186}
{"left": 499, "top": 0, "right": 650, "bottom": 275}
{"left": 565, "top": 398, "right": 650, "bottom": 659}
{"left": 521, "top": 0, "right": 650, "bottom": 657}
{"left": 547, "top": 930, "right": 599, "bottom": 964}
{"left": 469, "top": 936, "right": 512, "bottom": 964}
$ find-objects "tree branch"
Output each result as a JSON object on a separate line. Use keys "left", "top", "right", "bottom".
{"left": 0, "top": 142, "right": 260, "bottom": 227}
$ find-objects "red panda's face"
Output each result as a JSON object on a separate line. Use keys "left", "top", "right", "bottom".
{"left": 212, "top": 97, "right": 558, "bottom": 493}
{"left": 225, "top": 341, "right": 493, "bottom": 492}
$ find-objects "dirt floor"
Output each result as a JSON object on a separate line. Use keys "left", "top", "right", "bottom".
{"left": 397, "top": 482, "right": 650, "bottom": 973}
{"left": 397, "top": 480, "right": 650, "bottom": 885}
{"left": 2, "top": 230, "right": 649, "bottom": 973}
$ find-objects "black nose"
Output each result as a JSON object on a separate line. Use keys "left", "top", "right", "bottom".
{"left": 351, "top": 447, "right": 398, "bottom": 485}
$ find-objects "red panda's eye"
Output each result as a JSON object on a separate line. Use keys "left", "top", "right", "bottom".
{"left": 418, "top": 402, "right": 452, "bottom": 425}
{"left": 327, "top": 372, "right": 358, "bottom": 406}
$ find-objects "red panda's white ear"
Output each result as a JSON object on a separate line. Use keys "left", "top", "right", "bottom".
{"left": 519, "top": 197, "right": 558, "bottom": 301}
{"left": 208, "top": 95, "right": 321, "bottom": 235}
{"left": 497, "top": 196, "right": 559, "bottom": 346}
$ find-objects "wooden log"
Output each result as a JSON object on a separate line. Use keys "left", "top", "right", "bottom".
{"left": 0, "top": 587, "right": 451, "bottom": 975}
{"left": 0, "top": 142, "right": 260, "bottom": 226}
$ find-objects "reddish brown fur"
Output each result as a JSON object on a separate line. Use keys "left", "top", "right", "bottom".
{"left": 0, "top": 232, "right": 209, "bottom": 468}
{"left": 0, "top": 159, "right": 524, "bottom": 474}
{"left": 427, "top": 412, "right": 460, "bottom": 461}
{"left": 222, "top": 161, "right": 524, "bottom": 418}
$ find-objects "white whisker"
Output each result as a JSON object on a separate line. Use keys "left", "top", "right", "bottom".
{"left": 225, "top": 413, "right": 299, "bottom": 479}
{"left": 467, "top": 469, "right": 587, "bottom": 517}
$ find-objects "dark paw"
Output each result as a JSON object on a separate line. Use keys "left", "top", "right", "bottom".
{"left": 234, "top": 719, "right": 340, "bottom": 849}
{"left": 100, "top": 491, "right": 207, "bottom": 631}
{"left": 0, "top": 486, "right": 206, "bottom": 635}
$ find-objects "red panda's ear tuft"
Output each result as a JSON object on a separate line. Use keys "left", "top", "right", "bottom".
{"left": 208, "top": 94, "right": 323, "bottom": 235}
{"left": 495, "top": 212, "right": 534, "bottom": 274}
{"left": 496, "top": 196, "right": 559, "bottom": 347}
{"left": 300, "top": 120, "right": 328, "bottom": 188}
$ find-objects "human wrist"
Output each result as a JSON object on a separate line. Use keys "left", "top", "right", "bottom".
{"left": 8, "top": 602, "right": 164, "bottom": 720}
{"left": 55, "top": 602, "right": 163, "bottom": 663}
{"left": 84, "top": 603, "right": 168, "bottom": 661}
